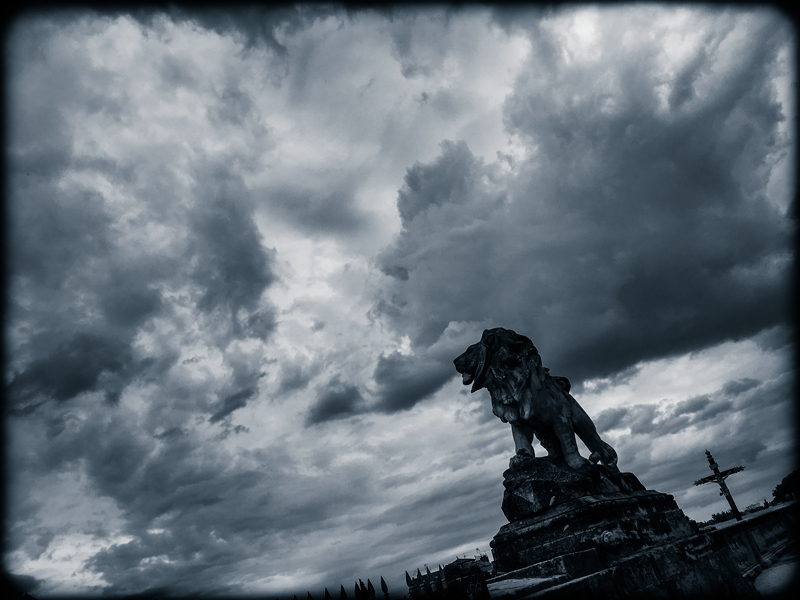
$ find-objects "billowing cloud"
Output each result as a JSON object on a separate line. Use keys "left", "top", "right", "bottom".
{"left": 721, "top": 377, "right": 761, "bottom": 396}
{"left": 375, "top": 7, "right": 794, "bottom": 383}
{"left": 594, "top": 381, "right": 761, "bottom": 440}
{"left": 209, "top": 388, "right": 257, "bottom": 423}
{"left": 277, "top": 359, "right": 316, "bottom": 395}
{"left": 3, "top": 5, "right": 794, "bottom": 599}
{"left": 584, "top": 348, "right": 795, "bottom": 518}
{"left": 306, "top": 377, "right": 366, "bottom": 425}
{"left": 110, "top": 3, "right": 340, "bottom": 55}
{"left": 395, "top": 140, "right": 481, "bottom": 226}
{"left": 189, "top": 166, "right": 276, "bottom": 323}
{"left": 265, "top": 175, "right": 372, "bottom": 236}
{"left": 370, "top": 321, "right": 488, "bottom": 414}
{"left": 5, "top": 10, "right": 279, "bottom": 424}
{"left": 8, "top": 333, "right": 135, "bottom": 405}
{"left": 373, "top": 351, "right": 453, "bottom": 413}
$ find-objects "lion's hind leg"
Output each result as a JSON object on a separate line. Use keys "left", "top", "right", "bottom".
{"left": 551, "top": 419, "right": 587, "bottom": 470}
{"left": 510, "top": 421, "right": 535, "bottom": 457}
{"left": 570, "top": 400, "right": 618, "bottom": 469}
{"left": 587, "top": 441, "right": 617, "bottom": 467}
{"left": 536, "top": 427, "right": 562, "bottom": 460}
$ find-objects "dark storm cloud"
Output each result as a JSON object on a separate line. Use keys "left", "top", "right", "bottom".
{"left": 721, "top": 378, "right": 761, "bottom": 396}
{"left": 396, "top": 140, "right": 478, "bottom": 226}
{"left": 100, "top": 284, "right": 163, "bottom": 329}
{"left": 372, "top": 351, "right": 452, "bottom": 413}
{"left": 673, "top": 395, "right": 712, "bottom": 417}
{"left": 209, "top": 388, "right": 256, "bottom": 423}
{"left": 99, "top": 4, "right": 339, "bottom": 55}
{"left": 277, "top": 359, "right": 316, "bottom": 395}
{"left": 77, "top": 440, "right": 378, "bottom": 595}
{"left": 374, "top": 10, "right": 794, "bottom": 383}
{"left": 668, "top": 43, "right": 709, "bottom": 110}
{"left": 8, "top": 184, "right": 112, "bottom": 287}
{"left": 21, "top": 528, "right": 54, "bottom": 562}
{"left": 210, "top": 84, "right": 255, "bottom": 127}
{"left": 190, "top": 163, "right": 277, "bottom": 333}
{"left": 6, "top": 158, "right": 276, "bottom": 417}
{"left": 738, "top": 370, "right": 794, "bottom": 410}
{"left": 624, "top": 404, "right": 660, "bottom": 436}
{"left": 753, "top": 323, "right": 795, "bottom": 352}
{"left": 593, "top": 364, "right": 791, "bottom": 490}
{"left": 387, "top": 9, "right": 464, "bottom": 80}
{"left": 19, "top": 405, "right": 320, "bottom": 596}
{"left": 369, "top": 473, "right": 506, "bottom": 565}
{"left": 8, "top": 180, "right": 177, "bottom": 403}
{"left": 594, "top": 407, "right": 628, "bottom": 433}
{"left": 82, "top": 470, "right": 277, "bottom": 596}
{"left": 267, "top": 184, "right": 368, "bottom": 235}
{"left": 594, "top": 395, "right": 736, "bottom": 438}
{"left": 6, "top": 14, "right": 279, "bottom": 426}
{"left": 306, "top": 377, "right": 365, "bottom": 425}
{"left": 367, "top": 325, "right": 482, "bottom": 414}
{"left": 5, "top": 173, "right": 172, "bottom": 412}
{"left": 7, "top": 332, "right": 134, "bottom": 406}
{"left": 5, "top": 14, "right": 292, "bottom": 592}
{"left": 5, "top": 7, "right": 795, "bottom": 597}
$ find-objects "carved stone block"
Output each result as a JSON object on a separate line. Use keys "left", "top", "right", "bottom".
{"left": 500, "top": 455, "right": 645, "bottom": 522}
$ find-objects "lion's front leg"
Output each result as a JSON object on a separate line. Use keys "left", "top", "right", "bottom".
{"left": 510, "top": 421, "right": 535, "bottom": 457}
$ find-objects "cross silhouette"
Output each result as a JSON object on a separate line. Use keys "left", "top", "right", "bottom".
{"left": 693, "top": 449, "right": 745, "bottom": 521}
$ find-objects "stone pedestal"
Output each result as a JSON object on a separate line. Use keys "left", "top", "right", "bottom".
{"left": 487, "top": 456, "right": 759, "bottom": 599}
{"left": 499, "top": 455, "right": 646, "bottom": 524}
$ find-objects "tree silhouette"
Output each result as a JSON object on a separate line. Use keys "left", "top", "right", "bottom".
{"left": 772, "top": 469, "right": 799, "bottom": 503}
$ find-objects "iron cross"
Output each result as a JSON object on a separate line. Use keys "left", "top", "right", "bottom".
{"left": 693, "top": 449, "right": 745, "bottom": 521}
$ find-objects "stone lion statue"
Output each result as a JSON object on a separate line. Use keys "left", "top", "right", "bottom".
{"left": 454, "top": 327, "right": 618, "bottom": 472}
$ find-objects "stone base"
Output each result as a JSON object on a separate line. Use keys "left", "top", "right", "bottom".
{"left": 501, "top": 455, "right": 645, "bottom": 522}
{"left": 492, "top": 488, "right": 698, "bottom": 572}
{"left": 489, "top": 456, "right": 758, "bottom": 598}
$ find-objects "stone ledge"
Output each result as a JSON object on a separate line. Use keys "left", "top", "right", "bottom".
{"left": 493, "top": 490, "right": 685, "bottom": 544}
{"left": 489, "top": 549, "right": 601, "bottom": 584}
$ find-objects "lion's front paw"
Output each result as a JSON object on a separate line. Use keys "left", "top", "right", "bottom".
{"left": 509, "top": 452, "right": 535, "bottom": 469}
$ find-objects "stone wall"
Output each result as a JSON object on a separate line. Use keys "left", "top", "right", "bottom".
{"left": 701, "top": 500, "right": 798, "bottom": 581}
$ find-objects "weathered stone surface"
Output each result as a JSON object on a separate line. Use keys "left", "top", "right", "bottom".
{"left": 488, "top": 528, "right": 760, "bottom": 599}
{"left": 564, "top": 537, "right": 753, "bottom": 598}
{"left": 487, "top": 467, "right": 761, "bottom": 598}
{"left": 501, "top": 455, "right": 645, "bottom": 522}
{"left": 492, "top": 486, "right": 699, "bottom": 573}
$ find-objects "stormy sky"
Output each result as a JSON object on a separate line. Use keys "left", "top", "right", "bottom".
{"left": 4, "top": 4, "right": 796, "bottom": 598}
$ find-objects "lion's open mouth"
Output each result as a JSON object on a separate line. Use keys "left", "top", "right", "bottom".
{"left": 462, "top": 372, "right": 474, "bottom": 386}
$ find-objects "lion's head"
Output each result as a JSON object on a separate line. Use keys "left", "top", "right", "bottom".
{"left": 454, "top": 328, "right": 572, "bottom": 425}
{"left": 454, "top": 328, "right": 538, "bottom": 394}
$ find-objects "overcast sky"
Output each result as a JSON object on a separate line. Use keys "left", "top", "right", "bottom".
{"left": 4, "top": 4, "right": 796, "bottom": 598}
